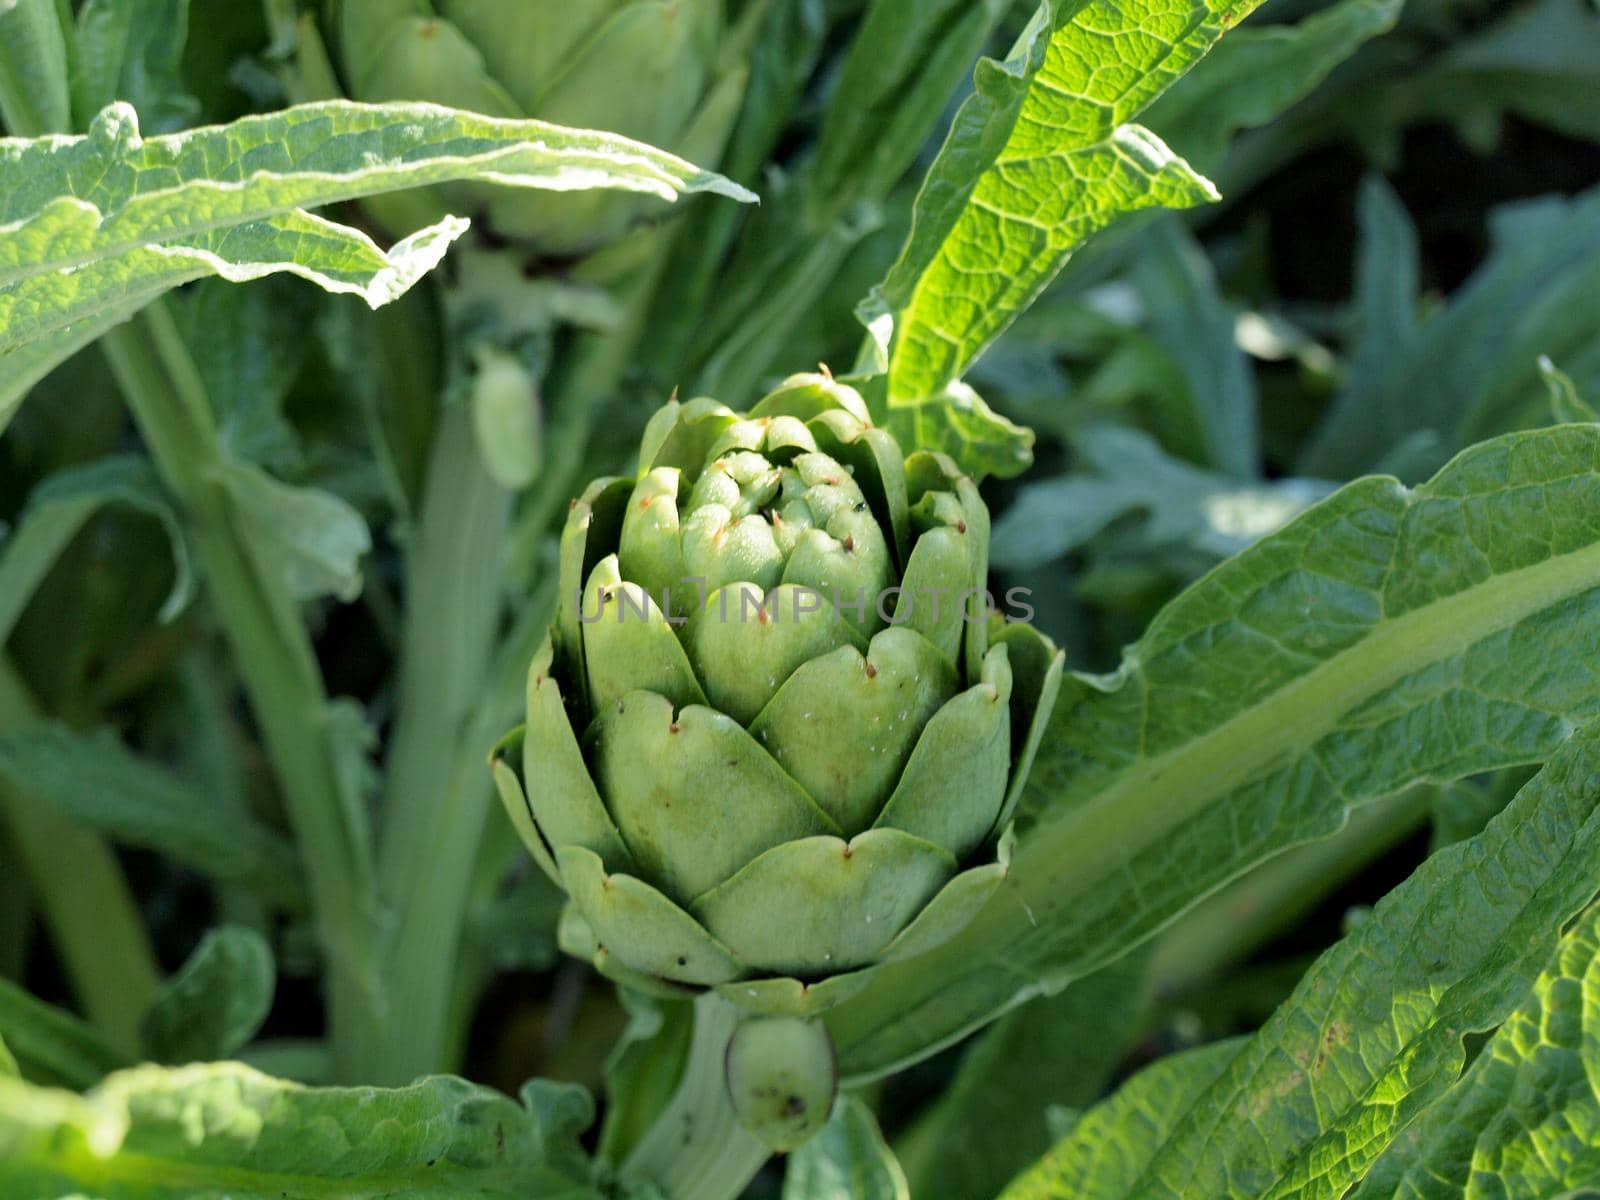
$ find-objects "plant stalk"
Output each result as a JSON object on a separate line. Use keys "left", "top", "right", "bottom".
{"left": 359, "top": 399, "right": 511, "bottom": 1084}
{"left": 622, "top": 992, "right": 769, "bottom": 1200}
{"left": 101, "top": 303, "right": 381, "bottom": 1081}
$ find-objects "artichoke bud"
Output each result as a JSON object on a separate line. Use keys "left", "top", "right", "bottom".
{"left": 502, "top": 374, "right": 1065, "bottom": 1018}
{"left": 724, "top": 1016, "right": 837, "bottom": 1153}
{"left": 327, "top": 0, "right": 744, "bottom": 257}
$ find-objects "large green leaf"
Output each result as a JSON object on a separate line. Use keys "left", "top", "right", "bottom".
{"left": 826, "top": 423, "right": 1600, "bottom": 1079}
{"left": 1355, "top": 902, "right": 1600, "bottom": 1199}
{"left": 0, "top": 98, "right": 754, "bottom": 428}
{"left": 1001, "top": 722, "right": 1600, "bottom": 1198}
{"left": 0, "top": 1062, "right": 599, "bottom": 1199}
{"left": 866, "top": 0, "right": 1263, "bottom": 468}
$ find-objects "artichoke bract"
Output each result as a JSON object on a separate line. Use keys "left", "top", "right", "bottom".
{"left": 329, "top": 0, "right": 746, "bottom": 255}
{"left": 493, "top": 374, "right": 1063, "bottom": 1018}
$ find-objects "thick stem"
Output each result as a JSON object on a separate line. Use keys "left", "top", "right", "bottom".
{"left": 623, "top": 993, "right": 770, "bottom": 1200}
{"left": 0, "top": 657, "right": 158, "bottom": 1056}
{"left": 360, "top": 401, "right": 510, "bottom": 1084}
{"left": 101, "top": 304, "right": 381, "bottom": 1081}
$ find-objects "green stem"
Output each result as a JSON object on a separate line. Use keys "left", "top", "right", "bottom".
{"left": 101, "top": 304, "right": 381, "bottom": 1081}
{"left": 0, "top": 657, "right": 158, "bottom": 1057}
{"left": 360, "top": 401, "right": 510, "bottom": 1084}
{"left": 623, "top": 993, "right": 769, "bottom": 1200}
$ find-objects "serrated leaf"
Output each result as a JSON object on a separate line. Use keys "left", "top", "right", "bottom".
{"left": 783, "top": 1095, "right": 908, "bottom": 1200}
{"left": 0, "top": 722, "right": 300, "bottom": 902}
{"left": 826, "top": 424, "right": 1600, "bottom": 1079}
{"left": 1003, "top": 722, "right": 1600, "bottom": 1198}
{"left": 999, "top": 1039, "right": 1243, "bottom": 1200}
{"left": 0, "top": 1062, "right": 599, "bottom": 1199}
{"left": 214, "top": 457, "right": 371, "bottom": 603}
{"left": 1301, "top": 184, "right": 1600, "bottom": 477}
{"left": 1354, "top": 901, "right": 1600, "bottom": 1199}
{"left": 870, "top": 0, "right": 1253, "bottom": 454}
{"left": 0, "top": 98, "right": 754, "bottom": 428}
{"left": 1130, "top": 218, "right": 1258, "bottom": 475}
{"left": 0, "top": 978, "right": 125, "bottom": 1091}
{"left": 139, "top": 927, "right": 275, "bottom": 1064}
{"left": 0, "top": 455, "right": 194, "bottom": 643}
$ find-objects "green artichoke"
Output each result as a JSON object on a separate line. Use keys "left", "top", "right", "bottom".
{"left": 327, "top": 0, "right": 747, "bottom": 254}
{"left": 492, "top": 374, "right": 1062, "bottom": 1018}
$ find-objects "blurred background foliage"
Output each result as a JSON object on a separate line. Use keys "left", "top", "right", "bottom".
{"left": 1, "top": 0, "right": 1596, "bottom": 1194}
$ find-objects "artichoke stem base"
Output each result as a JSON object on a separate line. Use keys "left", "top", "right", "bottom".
{"left": 621, "top": 992, "right": 769, "bottom": 1200}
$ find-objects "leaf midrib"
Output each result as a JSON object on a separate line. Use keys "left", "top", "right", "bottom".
{"left": 1011, "top": 528, "right": 1600, "bottom": 910}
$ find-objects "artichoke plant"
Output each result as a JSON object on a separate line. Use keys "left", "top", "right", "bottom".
{"left": 326, "top": 0, "right": 749, "bottom": 255}
{"left": 493, "top": 373, "right": 1063, "bottom": 1023}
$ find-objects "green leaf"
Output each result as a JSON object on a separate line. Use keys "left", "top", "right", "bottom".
{"left": 214, "top": 456, "right": 372, "bottom": 603}
{"left": 782, "top": 1095, "right": 908, "bottom": 1200}
{"left": 1301, "top": 184, "right": 1600, "bottom": 477}
{"left": 1408, "top": 0, "right": 1600, "bottom": 146}
{"left": 1130, "top": 218, "right": 1258, "bottom": 475}
{"left": 0, "top": 1032, "right": 15, "bottom": 1078}
{"left": 998, "top": 1039, "right": 1244, "bottom": 1200}
{"left": 1341, "top": 175, "right": 1422, "bottom": 452}
{"left": 898, "top": 950, "right": 1152, "bottom": 1200}
{"left": 869, "top": 0, "right": 1253, "bottom": 461}
{"left": 1354, "top": 901, "right": 1600, "bottom": 1199}
{"left": 0, "top": 455, "right": 194, "bottom": 644}
{"left": 1142, "top": 0, "right": 1404, "bottom": 177}
{"left": 990, "top": 425, "right": 1330, "bottom": 572}
{"left": 0, "top": 1061, "right": 599, "bottom": 1199}
{"left": 0, "top": 977, "right": 126, "bottom": 1091}
{"left": 178, "top": 276, "right": 313, "bottom": 471}
{"left": 1001, "top": 721, "right": 1600, "bottom": 1198}
{"left": 72, "top": 0, "right": 198, "bottom": 133}
{"left": 1542, "top": 355, "right": 1598, "bottom": 425}
{"left": 0, "top": 98, "right": 755, "bottom": 429}
{"left": 0, "top": 0, "right": 71, "bottom": 136}
{"left": 826, "top": 423, "right": 1600, "bottom": 1079}
{"left": 0, "top": 721, "right": 300, "bottom": 903}
{"left": 139, "top": 926, "right": 275, "bottom": 1064}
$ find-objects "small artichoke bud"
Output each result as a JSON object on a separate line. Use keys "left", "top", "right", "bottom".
{"left": 724, "top": 1016, "right": 837, "bottom": 1153}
